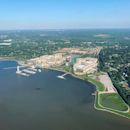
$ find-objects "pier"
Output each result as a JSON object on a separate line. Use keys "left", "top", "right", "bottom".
{"left": 57, "top": 73, "right": 68, "bottom": 80}
{"left": 16, "top": 66, "right": 40, "bottom": 77}
{"left": 28, "top": 68, "right": 37, "bottom": 72}
{"left": 23, "top": 69, "right": 36, "bottom": 74}
{"left": 16, "top": 66, "right": 29, "bottom": 77}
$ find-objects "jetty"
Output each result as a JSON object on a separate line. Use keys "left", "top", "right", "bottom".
{"left": 16, "top": 66, "right": 38, "bottom": 77}
{"left": 57, "top": 73, "right": 68, "bottom": 80}
{"left": 22, "top": 69, "right": 36, "bottom": 74}
{"left": 16, "top": 66, "right": 29, "bottom": 77}
{"left": 28, "top": 68, "right": 37, "bottom": 72}
{"left": 16, "top": 72, "right": 29, "bottom": 77}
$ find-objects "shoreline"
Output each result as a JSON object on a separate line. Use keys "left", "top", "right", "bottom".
{"left": 48, "top": 67, "right": 85, "bottom": 81}
{"left": 0, "top": 57, "right": 27, "bottom": 66}
{"left": 94, "top": 93, "right": 130, "bottom": 120}
{"left": 48, "top": 67, "right": 130, "bottom": 120}
{"left": 0, "top": 59, "right": 130, "bottom": 120}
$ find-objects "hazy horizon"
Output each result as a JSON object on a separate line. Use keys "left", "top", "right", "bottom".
{"left": 0, "top": 0, "right": 130, "bottom": 30}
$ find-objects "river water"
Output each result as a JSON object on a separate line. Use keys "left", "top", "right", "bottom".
{"left": 0, "top": 60, "right": 130, "bottom": 130}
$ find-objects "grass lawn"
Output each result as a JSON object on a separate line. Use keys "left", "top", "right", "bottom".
{"left": 100, "top": 93, "right": 128, "bottom": 111}
{"left": 86, "top": 77, "right": 105, "bottom": 92}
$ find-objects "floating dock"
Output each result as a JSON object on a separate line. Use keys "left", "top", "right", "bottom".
{"left": 16, "top": 66, "right": 37, "bottom": 77}
{"left": 28, "top": 68, "right": 37, "bottom": 72}
{"left": 16, "top": 71, "right": 29, "bottom": 77}
{"left": 22, "top": 69, "right": 36, "bottom": 74}
{"left": 57, "top": 73, "right": 68, "bottom": 80}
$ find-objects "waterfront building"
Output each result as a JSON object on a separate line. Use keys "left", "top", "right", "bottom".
{"left": 73, "top": 58, "right": 98, "bottom": 75}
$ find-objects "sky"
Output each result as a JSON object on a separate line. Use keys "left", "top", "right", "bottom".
{"left": 0, "top": 0, "right": 130, "bottom": 30}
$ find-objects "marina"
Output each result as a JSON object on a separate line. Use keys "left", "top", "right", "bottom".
{"left": 16, "top": 65, "right": 41, "bottom": 77}
{"left": 0, "top": 60, "right": 130, "bottom": 130}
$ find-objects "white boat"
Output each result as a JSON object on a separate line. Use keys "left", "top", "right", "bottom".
{"left": 38, "top": 69, "right": 42, "bottom": 72}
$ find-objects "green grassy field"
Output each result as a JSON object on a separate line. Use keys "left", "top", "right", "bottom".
{"left": 86, "top": 77, "right": 105, "bottom": 92}
{"left": 100, "top": 93, "right": 128, "bottom": 111}
{"left": 86, "top": 76, "right": 130, "bottom": 119}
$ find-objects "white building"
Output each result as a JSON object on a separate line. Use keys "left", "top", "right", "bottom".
{"left": 73, "top": 58, "right": 98, "bottom": 75}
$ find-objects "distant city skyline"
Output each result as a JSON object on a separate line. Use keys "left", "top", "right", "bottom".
{"left": 0, "top": 0, "right": 130, "bottom": 30}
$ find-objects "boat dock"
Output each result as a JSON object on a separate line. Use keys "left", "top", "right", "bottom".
{"left": 23, "top": 69, "right": 36, "bottom": 74}
{"left": 16, "top": 71, "right": 29, "bottom": 77}
{"left": 28, "top": 68, "right": 37, "bottom": 72}
{"left": 16, "top": 66, "right": 41, "bottom": 77}
{"left": 57, "top": 73, "right": 68, "bottom": 80}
